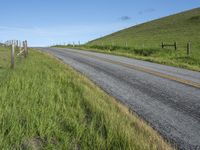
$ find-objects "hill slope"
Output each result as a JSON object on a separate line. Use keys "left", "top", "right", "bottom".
{"left": 56, "top": 8, "right": 200, "bottom": 71}
{"left": 89, "top": 8, "right": 200, "bottom": 50}
{"left": 76, "top": 8, "right": 198, "bottom": 71}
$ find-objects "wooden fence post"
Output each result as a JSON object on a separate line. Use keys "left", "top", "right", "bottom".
{"left": 161, "top": 42, "right": 164, "bottom": 48}
{"left": 23, "top": 41, "right": 27, "bottom": 58}
{"left": 19, "top": 41, "right": 22, "bottom": 51}
{"left": 25, "top": 40, "right": 28, "bottom": 55}
{"left": 125, "top": 41, "right": 128, "bottom": 47}
{"left": 174, "top": 42, "right": 177, "bottom": 50}
{"left": 187, "top": 42, "right": 191, "bottom": 56}
{"left": 11, "top": 44, "right": 15, "bottom": 69}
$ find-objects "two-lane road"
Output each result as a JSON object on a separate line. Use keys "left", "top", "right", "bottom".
{"left": 38, "top": 47, "right": 200, "bottom": 150}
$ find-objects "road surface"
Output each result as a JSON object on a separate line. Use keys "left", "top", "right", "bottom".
{"left": 38, "top": 47, "right": 200, "bottom": 150}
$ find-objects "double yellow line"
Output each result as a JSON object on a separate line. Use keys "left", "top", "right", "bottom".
{"left": 65, "top": 49, "right": 200, "bottom": 89}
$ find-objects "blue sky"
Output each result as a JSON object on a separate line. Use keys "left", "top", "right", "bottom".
{"left": 0, "top": 0, "right": 199, "bottom": 46}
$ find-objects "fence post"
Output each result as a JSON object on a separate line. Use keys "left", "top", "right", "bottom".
{"left": 174, "top": 42, "right": 177, "bottom": 50}
{"left": 187, "top": 42, "right": 191, "bottom": 56}
{"left": 11, "top": 44, "right": 15, "bottom": 69}
{"left": 142, "top": 43, "right": 144, "bottom": 49}
{"left": 25, "top": 40, "right": 28, "bottom": 55}
{"left": 125, "top": 41, "right": 128, "bottom": 47}
{"left": 161, "top": 42, "right": 164, "bottom": 48}
{"left": 23, "top": 41, "right": 27, "bottom": 58}
{"left": 19, "top": 41, "right": 22, "bottom": 51}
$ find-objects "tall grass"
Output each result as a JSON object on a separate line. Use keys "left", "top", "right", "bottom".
{"left": 0, "top": 47, "right": 173, "bottom": 149}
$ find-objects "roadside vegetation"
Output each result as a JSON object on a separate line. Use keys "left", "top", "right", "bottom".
{"left": 0, "top": 46, "right": 173, "bottom": 149}
{"left": 55, "top": 8, "right": 200, "bottom": 71}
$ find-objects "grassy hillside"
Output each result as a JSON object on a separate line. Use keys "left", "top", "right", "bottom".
{"left": 89, "top": 8, "right": 200, "bottom": 49}
{"left": 60, "top": 8, "right": 200, "bottom": 71}
{"left": 0, "top": 46, "right": 173, "bottom": 149}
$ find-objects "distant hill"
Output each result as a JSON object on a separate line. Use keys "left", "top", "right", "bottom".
{"left": 88, "top": 8, "right": 200, "bottom": 51}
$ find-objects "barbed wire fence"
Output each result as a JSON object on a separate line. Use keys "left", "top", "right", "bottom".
{"left": 3, "top": 40, "right": 28, "bottom": 69}
{"left": 85, "top": 39, "right": 194, "bottom": 57}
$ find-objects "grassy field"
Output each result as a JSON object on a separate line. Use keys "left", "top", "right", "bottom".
{"left": 57, "top": 8, "right": 200, "bottom": 71}
{"left": 0, "top": 46, "right": 173, "bottom": 149}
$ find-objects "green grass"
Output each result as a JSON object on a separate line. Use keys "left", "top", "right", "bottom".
{"left": 59, "top": 8, "right": 200, "bottom": 71}
{"left": 0, "top": 47, "right": 173, "bottom": 149}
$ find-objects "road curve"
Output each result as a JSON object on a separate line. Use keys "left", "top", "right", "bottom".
{"left": 38, "top": 47, "right": 200, "bottom": 150}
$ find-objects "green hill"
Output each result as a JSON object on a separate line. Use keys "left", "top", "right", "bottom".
{"left": 83, "top": 8, "right": 200, "bottom": 71}
{"left": 89, "top": 8, "right": 200, "bottom": 49}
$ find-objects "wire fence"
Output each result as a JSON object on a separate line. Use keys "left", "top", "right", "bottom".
{"left": 1, "top": 40, "right": 29, "bottom": 69}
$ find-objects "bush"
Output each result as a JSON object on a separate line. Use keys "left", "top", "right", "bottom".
{"left": 87, "top": 45, "right": 159, "bottom": 56}
{"left": 133, "top": 48, "right": 159, "bottom": 56}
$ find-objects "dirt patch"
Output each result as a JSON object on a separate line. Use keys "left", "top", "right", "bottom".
{"left": 21, "top": 137, "right": 44, "bottom": 150}
{"left": 21, "top": 136, "right": 59, "bottom": 150}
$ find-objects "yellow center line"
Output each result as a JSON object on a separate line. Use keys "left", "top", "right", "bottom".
{"left": 66, "top": 49, "right": 200, "bottom": 89}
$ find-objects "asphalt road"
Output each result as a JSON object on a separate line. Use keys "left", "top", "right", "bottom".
{"left": 38, "top": 47, "right": 200, "bottom": 150}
